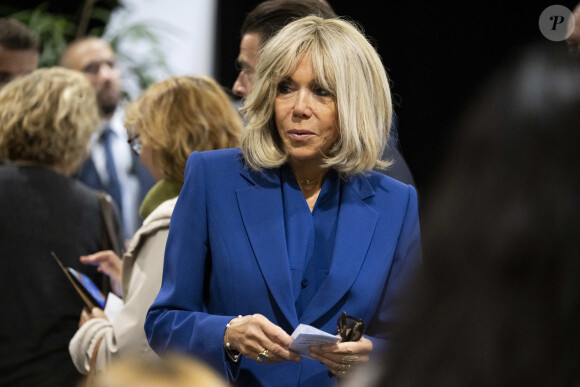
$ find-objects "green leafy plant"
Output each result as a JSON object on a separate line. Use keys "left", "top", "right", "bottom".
{"left": 3, "top": 0, "right": 172, "bottom": 100}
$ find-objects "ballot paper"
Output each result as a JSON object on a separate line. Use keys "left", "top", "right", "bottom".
{"left": 289, "top": 323, "right": 340, "bottom": 356}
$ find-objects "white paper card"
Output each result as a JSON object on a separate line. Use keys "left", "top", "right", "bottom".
{"left": 289, "top": 323, "right": 340, "bottom": 356}
{"left": 104, "top": 292, "right": 123, "bottom": 323}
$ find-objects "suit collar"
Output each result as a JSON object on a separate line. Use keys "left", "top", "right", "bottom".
{"left": 236, "top": 166, "right": 298, "bottom": 327}
{"left": 240, "top": 164, "right": 376, "bottom": 196}
{"left": 236, "top": 166, "right": 378, "bottom": 328}
{"left": 239, "top": 162, "right": 278, "bottom": 186}
{"left": 300, "top": 173, "right": 378, "bottom": 325}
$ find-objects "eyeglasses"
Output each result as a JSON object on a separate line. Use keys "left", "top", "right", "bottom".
{"left": 127, "top": 134, "right": 142, "bottom": 156}
{"left": 337, "top": 312, "right": 366, "bottom": 342}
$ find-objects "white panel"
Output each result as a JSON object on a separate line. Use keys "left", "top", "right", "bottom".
{"left": 105, "top": 0, "right": 217, "bottom": 99}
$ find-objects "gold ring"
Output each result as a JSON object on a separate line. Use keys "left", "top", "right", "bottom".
{"left": 342, "top": 354, "right": 359, "bottom": 363}
{"left": 257, "top": 349, "right": 269, "bottom": 362}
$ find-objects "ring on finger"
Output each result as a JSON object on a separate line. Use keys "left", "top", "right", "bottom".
{"left": 342, "top": 354, "right": 359, "bottom": 363}
{"left": 340, "top": 363, "right": 351, "bottom": 371}
{"left": 257, "top": 349, "right": 269, "bottom": 362}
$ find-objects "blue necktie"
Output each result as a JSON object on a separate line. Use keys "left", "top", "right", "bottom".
{"left": 100, "top": 127, "right": 123, "bottom": 215}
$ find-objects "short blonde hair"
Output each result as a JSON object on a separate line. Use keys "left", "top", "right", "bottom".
{"left": 85, "top": 353, "right": 229, "bottom": 387}
{"left": 240, "top": 16, "right": 393, "bottom": 176}
{"left": 0, "top": 67, "right": 99, "bottom": 174}
{"left": 124, "top": 75, "right": 242, "bottom": 183}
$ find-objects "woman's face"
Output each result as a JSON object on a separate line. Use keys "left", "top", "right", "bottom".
{"left": 274, "top": 54, "right": 339, "bottom": 165}
{"left": 139, "top": 139, "right": 163, "bottom": 182}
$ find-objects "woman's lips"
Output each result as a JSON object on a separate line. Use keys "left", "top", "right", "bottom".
{"left": 288, "top": 130, "right": 314, "bottom": 140}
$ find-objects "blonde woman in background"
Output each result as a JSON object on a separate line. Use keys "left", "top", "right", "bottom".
{"left": 0, "top": 67, "right": 122, "bottom": 387}
{"left": 69, "top": 75, "right": 242, "bottom": 375}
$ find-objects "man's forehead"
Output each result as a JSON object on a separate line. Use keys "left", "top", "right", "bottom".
{"left": 68, "top": 40, "right": 115, "bottom": 69}
{"left": 238, "top": 32, "right": 261, "bottom": 67}
{"left": 0, "top": 46, "right": 38, "bottom": 72}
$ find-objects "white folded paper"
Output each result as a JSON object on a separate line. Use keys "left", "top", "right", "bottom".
{"left": 289, "top": 323, "right": 340, "bottom": 357}
{"left": 104, "top": 292, "right": 123, "bottom": 323}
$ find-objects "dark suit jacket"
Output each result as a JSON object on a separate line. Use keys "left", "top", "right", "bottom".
{"left": 0, "top": 165, "right": 122, "bottom": 387}
{"left": 381, "top": 116, "right": 416, "bottom": 188}
{"left": 146, "top": 148, "right": 421, "bottom": 386}
{"left": 76, "top": 153, "right": 155, "bottom": 238}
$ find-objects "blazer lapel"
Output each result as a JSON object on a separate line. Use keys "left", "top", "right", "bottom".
{"left": 236, "top": 168, "right": 298, "bottom": 327}
{"left": 300, "top": 175, "right": 378, "bottom": 325}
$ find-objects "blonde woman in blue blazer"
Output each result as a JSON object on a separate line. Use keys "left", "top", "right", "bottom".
{"left": 146, "top": 16, "right": 421, "bottom": 387}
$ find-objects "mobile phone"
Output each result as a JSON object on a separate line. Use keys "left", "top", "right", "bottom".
{"left": 67, "top": 267, "right": 106, "bottom": 309}
{"left": 51, "top": 251, "right": 106, "bottom": 309}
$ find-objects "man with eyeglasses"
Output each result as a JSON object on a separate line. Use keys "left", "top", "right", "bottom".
{"left": 59, "top": 37, "right": 154, "bottom": 243}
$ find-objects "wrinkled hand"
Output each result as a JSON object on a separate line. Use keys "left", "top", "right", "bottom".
{"left": 80, "top": 250, "right": 123, "bottom": 296}
{"left": 225, "top": 314, "right": 301, "bottom": 364}
{"left": 309, "top": 336, "right": 372, "bottom": 377}
{"left": 79, "top": 307, "right": 108, "bottom": 328}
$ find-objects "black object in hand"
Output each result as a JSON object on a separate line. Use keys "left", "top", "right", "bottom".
{"left": 337, "top": 311, "right": 365, "bottom": 342}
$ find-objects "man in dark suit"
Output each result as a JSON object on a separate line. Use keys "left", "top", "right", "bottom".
{"left": 59, "top": 37, "right": 155, "bottom": 242}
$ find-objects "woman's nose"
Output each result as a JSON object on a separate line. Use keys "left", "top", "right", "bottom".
{"left": 292, "top": 90, "right": 312, "bottom": 117}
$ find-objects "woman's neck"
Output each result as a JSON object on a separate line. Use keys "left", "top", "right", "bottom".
{"left": 289, "top": 160, "right": 328, "bottom": 188}
{"left": 288, "top": 159, "right": 328, "bottom": 211}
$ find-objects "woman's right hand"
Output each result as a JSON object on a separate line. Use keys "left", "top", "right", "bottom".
{"left": 79, "top": 307, "right": 108, "bottom": 328}
{"left": 225, "top": 314, "right": 301, "bottom": 363}
{"left": 80, "top": 250, "right": 123, "bottom": 296}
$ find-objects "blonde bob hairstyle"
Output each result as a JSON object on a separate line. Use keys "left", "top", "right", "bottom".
{"left": 124, "top": 75, "right": 242, "bottom": 183}
{"left": 240, "top": 15, "right": 393, "bottom": 176}
{"left": 0, "top": 67, "right": 99, "bottom": 175}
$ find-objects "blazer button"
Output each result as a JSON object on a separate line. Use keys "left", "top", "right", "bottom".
{"left": 301, "top": 279, "right": 309, "bottom": 288}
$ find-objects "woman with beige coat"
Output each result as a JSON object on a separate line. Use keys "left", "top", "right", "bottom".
{"left": 69, "top": 75, "right": 241, "bottom": 375}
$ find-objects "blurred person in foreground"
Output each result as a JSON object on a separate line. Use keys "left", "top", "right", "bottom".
{"left": 69, "top": 75, "right": 241, "bottom": 376}
{"left": 232, "top": 0, "right": 416, "bottom": 187}
{"left": 146, "top": 16, "right": 421, "bottom": 386}
{"left": 566, "top": 2, "right": 580, "bottom": 56}
{"left": 0, "top": 67, "right": 121, "bottom": 387}
{"left": 350, "top": 42, "right": 580, "bottom": 386}
{"left": 81, "top": 353, "right": 228, "bottom": 387}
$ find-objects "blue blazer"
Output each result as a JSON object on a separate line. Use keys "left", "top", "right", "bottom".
{"left": 145, "top": 148, "right": 421, "bottom": 386}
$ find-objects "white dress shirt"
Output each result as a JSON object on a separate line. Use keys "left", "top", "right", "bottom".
{"left": 90, "top": 107, "right": 141, "bottom": 239}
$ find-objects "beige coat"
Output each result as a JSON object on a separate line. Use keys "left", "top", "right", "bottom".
{"left": 69, "top": 197, "right": 177, "bottom": 374}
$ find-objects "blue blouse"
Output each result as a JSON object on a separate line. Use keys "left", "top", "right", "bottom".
{"left": 280, "top": 165, "right": 341, "bottom": 318}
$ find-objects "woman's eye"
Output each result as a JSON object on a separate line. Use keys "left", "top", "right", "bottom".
{"left": 314, "top": 87, "right": 331, "bottom": 97}
{"left": 277, "top": 82, "right": 293, "bottom": 94}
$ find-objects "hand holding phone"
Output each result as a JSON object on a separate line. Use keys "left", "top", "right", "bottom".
{"left": 67, "top": 267, "right": 106, "bottom": 308}
{"left": 51, "top": 252, "right": 106, "bottom": 309}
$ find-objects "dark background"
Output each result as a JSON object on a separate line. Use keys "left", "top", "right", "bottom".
{"left": 1, "top": 0, "right": 576, "bottom": 205}
{"left": 215, "top": 0, "right": 576, "bottom": 204}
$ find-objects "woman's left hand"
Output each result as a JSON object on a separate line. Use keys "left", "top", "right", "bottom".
{"left": 308, "top": 336, "right": 372, "bottom": 377}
